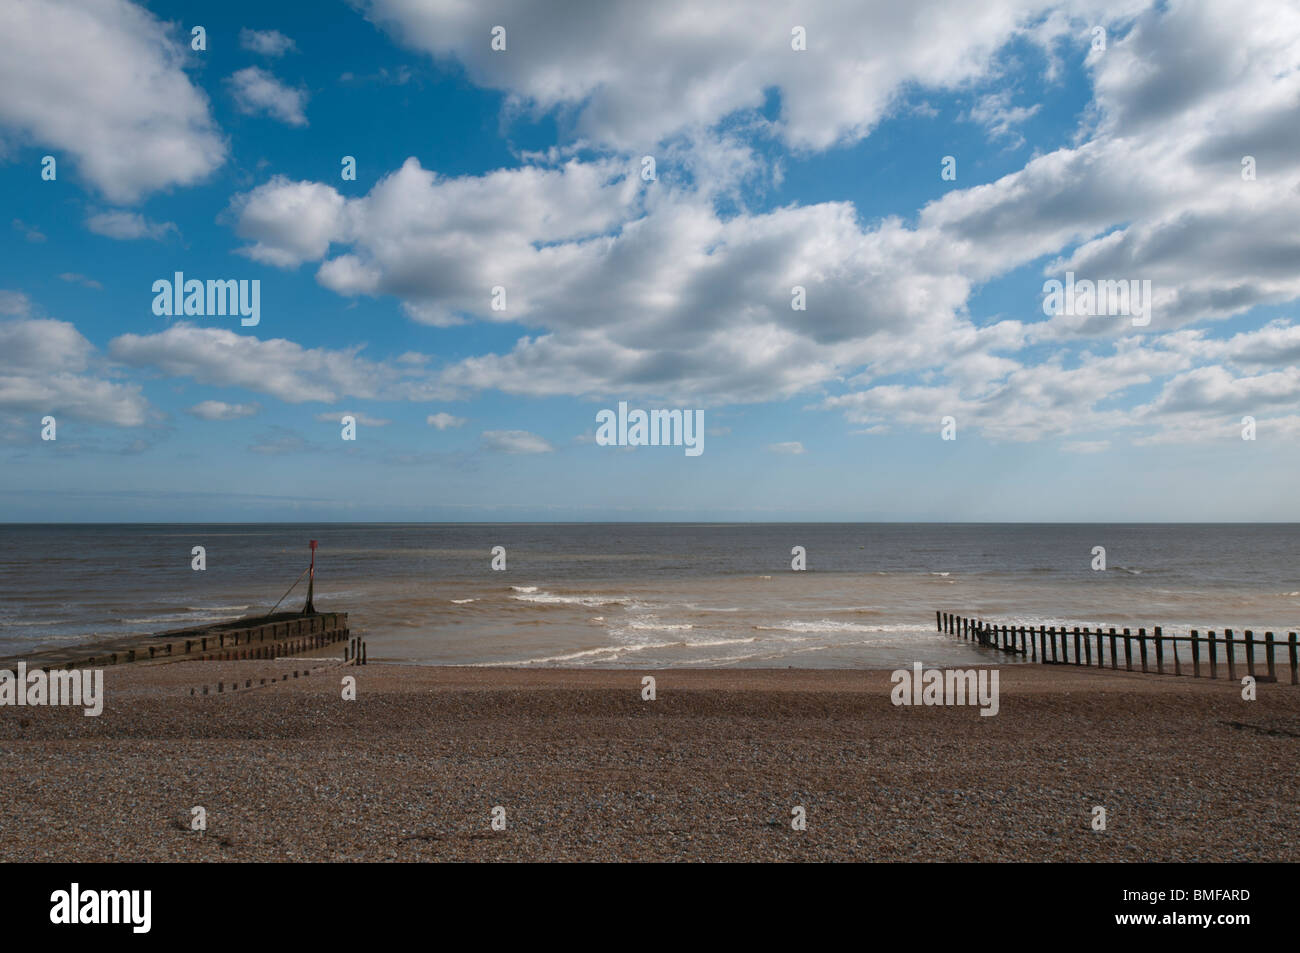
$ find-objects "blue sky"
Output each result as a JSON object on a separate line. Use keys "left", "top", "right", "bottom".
{"left": 2, "top": 0, "right": 1299, "bottom": 521}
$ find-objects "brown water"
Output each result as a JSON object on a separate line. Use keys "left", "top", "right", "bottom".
{"left": 4, "top": 523, "right": 1294, "bottom": 668}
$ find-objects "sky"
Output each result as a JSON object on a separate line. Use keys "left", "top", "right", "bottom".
{"left": 1, "top": 0, "right": 1299, "bottom": 522}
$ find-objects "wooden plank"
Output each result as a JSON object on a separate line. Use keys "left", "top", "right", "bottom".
{"left": 1226, "top": 629, "right": 1237, "bottom": 680}
{"left": 1191, "top": 630, "right": 1200, "bottom": 678}
{"left": 1209, "top": 630, "right": 1218, "bottom": 679}
{"left": 1123, "top": 628, "right": 1132, "bottom": 672}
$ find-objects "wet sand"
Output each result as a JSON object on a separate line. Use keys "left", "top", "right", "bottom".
{"left": 0, "top": 661, "right": 1296, "bottom": 862}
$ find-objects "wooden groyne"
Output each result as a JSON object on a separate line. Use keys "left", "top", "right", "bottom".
{"left": 936, "top": 610, "right": 1299, "bottom": 684}
{"left": 1, "top": 611, "right": 351, "bottom": 672}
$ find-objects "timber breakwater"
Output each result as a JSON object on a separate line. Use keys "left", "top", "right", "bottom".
{"left": 0, "top": 611, "right": 353, "bottom": 672}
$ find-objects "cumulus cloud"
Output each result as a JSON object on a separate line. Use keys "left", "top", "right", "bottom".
{"left": 315, "top": 410, "right": 391, "bottom": 426}
{"left": 231, "top": 177, "right": 346, "bottom": 267}
{"left": 109, "top": 324, "right": 444, "bottom": 404}
{"left": 358, "top": 0, "right": 1142, "bottom": 152}
{"left": 217, "top": 0, "right": 1300, "bottom": 448}
{"left": 481, "top": 430, "right": 554, "bottom": 454}
{"left": 58, "top": 273, "right": 103, "bottom": 290}
{"left": 427, "top": 412, "right": 466, "bottom": 429}
{"left": 0, "top": 318, "right": 149, "bottom": 425}
{"left": 0, "top": 0, "right": 226, "bottom": 203}
{"left": 187, "top": 400, "right": 260, "bottom": 420}
{"left": 240, "top": 28, "right": 296, "bottom": 57}
{"left": 85, "top": 210, "right": 177, "bottom": 241}
{"left": 228, "top": 66, "right": 308, "bottom": 126}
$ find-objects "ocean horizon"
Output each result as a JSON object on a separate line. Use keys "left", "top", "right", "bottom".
{"left": 5, "top": 522, "right": 1296, "bottom": 668}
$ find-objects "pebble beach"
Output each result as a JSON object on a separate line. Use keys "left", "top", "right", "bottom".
{"left": 0, "top": 661, "right": 1296, "bottom": 862}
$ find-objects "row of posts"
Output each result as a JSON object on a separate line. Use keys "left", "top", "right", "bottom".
{"left": 936, "top": 610, "right": 1300, "bottom": 684}
{"left": 60, "top": 613, "right": 349, "bottom": 670}
{"left": 344, "top": 637, "right": 367, "bottom": 665}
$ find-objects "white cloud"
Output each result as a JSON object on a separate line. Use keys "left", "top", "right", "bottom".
{"left": 228, "top": 66, "right": 308, "bottom": 126}
{"left": 239, "top": 28, "right": 296, "bottom": 57}
{"left": 359, "top": 0, "right": 1142, "bottom": 152}
{"left": 0, "top": 291, "right": 31, "bottom": 316}
{"left": 966, "top": 90, "right": 1041, "bottom": 144}
{"left": 85, "top": 210, "right": 176, "bottom": 241}
{"left": 188, "top": 400, "right": 260, "bottom": 421}
{"left": 109, "top": 324, "right": 444, "bottom": 404}
{"left": 1062, "top": 440, "right": 1109, "bottom": 453}
{"left": 427, "top": 412, "right": 466, "bottom": 430}
{"left": 767, "top": 441, "right": 805, "bottom": 454}
{"left": 0, "top": 318, "right": 149, "bottom": 425}
{"left": 221, "top": 0, "right": 1300, "bottom": 448}
{"left": 231, "top": 177, "right": 346, "bottom": 267}
{"left": 58, "top": 273, "right": 103, "bottom": 290}
{"left": 315, "top": 410, "right": 391, "bottom": 426}
{"left": 0, "top": 0, "right": 226, "bottom": 203}
{"left": 481, "top": 430, "right": 554, "bottom": 454}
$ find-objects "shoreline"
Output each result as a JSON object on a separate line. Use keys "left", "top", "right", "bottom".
{"left": 1, "top": 661, "right": 1296, "bottom": 862}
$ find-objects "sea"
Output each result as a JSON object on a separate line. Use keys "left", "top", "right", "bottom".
{"left": 1, "top": 523, "right": 1296, "bottom": 668}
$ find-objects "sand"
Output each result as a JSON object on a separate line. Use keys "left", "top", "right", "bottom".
{"left": 0, "top": 660, "right": 1296, "bottom": 862}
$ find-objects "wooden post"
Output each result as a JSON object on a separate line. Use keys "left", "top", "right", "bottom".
{"left": 1138, "top": 628, "right": 1148, "bottom": 673}
{"left": 1073, "top": 627, "right": 1081, "bottom": 665}
{"left": 1083, "top": 628, "right": 1092, "bottom": 666}
{"left": 1290, "top": 633, "right": 1298, "bottom": 686}
{"left": 1030, "top": 626, "right": 1037, "bottom": 661}
{"left": 1209, "top": 631, "right": 1218, "bottom": 679}
{"left": 1265, "top": 633, "right": 1276, "bottom": 681}
{"left": 1226, "top": 629, "right": 1236, "bottom": 680}
{"left": 1191, "top": 630, "right": 1200, "bottom": 678}
{"left": 1245, "top": 630, "right": 1256, "bottom": 679}
{"left": 1123, "top": 628, "right": 1132, "bottom": 671}
{"left": 1172, "top": 631, "right": 1181, "bottom": 676}
{"left": 936, "top": 611, "right": 942, "bottom": 632}
{"left": 1154, "top": 626, "right": 1163, "bottom": 674}
{"left": 1095, "top": 629, "right": 1103, "bottom": 668}
{"left": 1107, "top": 628, "right": 1117, "bottom": 670}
